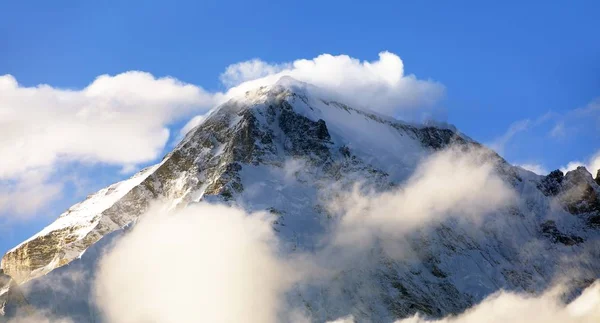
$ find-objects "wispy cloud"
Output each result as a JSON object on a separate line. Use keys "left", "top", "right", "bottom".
{"left": 489, "top": 119, "right": 532, "bottom": 154}
{"left": 327, "top": 146, "right": 515, "bottom": 259}
{"left": 516, "top": 163, "right": 549, "bottom": 175}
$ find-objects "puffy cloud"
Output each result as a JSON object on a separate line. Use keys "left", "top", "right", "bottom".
{"left": 327, "top": 146, "right": 515, "bottom": 258}
{"left": 94, "top": 203, "right": 295, "bottom": 323}
{"left": 0, "top": 72, "right": 218, "bottom": 215}
{"left": 221, "top": 51, "right": 445, "bottom": 117}
{"left": 220, "top": 59, "right": 291, "bottom": 87}
{"left": 391, "top": 281, "right": 600, "bottom": 323}
{"left": 0, "top": 169, "right": 62, "bottom": 218}
{"left": 328, "top": 282, "right": 600, "bottom": 323}
{"left": 0, "top": 72, "right": 217, "bottom": 179}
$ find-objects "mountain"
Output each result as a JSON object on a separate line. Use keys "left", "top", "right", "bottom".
{"left": 1, "top": 77, "right": 599, "bottom": 322}
{"left": 0, "top": 269, "right": 33, "bottom": 320}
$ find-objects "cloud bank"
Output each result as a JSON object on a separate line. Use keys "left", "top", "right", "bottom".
{"left": 0, "top": 72, "right": 216, "bottom": 179}
{"left": 327, "top": 146, "right": 515, "bottom": 258}
{"left": 221, "top": 51, "right": 445, "bottom": 117}
{"left": 94, "top": 203, "right": 294, "bottom": 323}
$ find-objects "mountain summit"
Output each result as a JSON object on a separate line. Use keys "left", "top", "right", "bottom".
{"left": 2, "top": 78, "right": 468, "bottom": 284}
{"left": 2, "top": 78, "right": 600, "bottom": 322}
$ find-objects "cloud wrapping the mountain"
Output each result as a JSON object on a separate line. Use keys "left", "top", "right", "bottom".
{"left": 221, "top": 51, "right": 445, "bottom": 117}
{"left": 220, "top": 59, "right": 292, "bottom": 87}
{"left": 516, "top": 163, "right": 548, "bottom": 175}
{"left": 561, "top": 151, "right": 600, "bottom": 176}
{"left": 393, "top": 281, "right": 600, "bottom": 323}
{"left": 326, "top": 281, "right": 600, "bottom": 323}
{"left": 94, "top": 203, "right": 294, "bottom": 323}
{"left": 327, "top": 146, "right": 515, "bottom": 259}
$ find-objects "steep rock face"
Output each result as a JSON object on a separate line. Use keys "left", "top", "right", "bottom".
{"left": 537, "top": 166, "right": 600, "bottom": 229}
{"left": 561, "top": 167, "right": 600, "bottom": 215}
{"left": 0, "top": 270, "right": 33, "bottom": 320}
{"left": 1, "top": 78, "right": 600, "bottom": 322}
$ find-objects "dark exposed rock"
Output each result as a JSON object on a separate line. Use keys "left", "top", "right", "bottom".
{"left": 541, "top": 220, "right": 584, "bottom": 245}
{"left": 415, "top": 127, "right": 468, "bottom": 150}
{"left": 278, "top": 101, "right": 332, "bottom": 163}
{"left": 588, "top": 215, "right": 600, "bottom": 228}
{"left": 537, "top": 170, "right": 564, "bottom": 196}
{"left": 339, "top": 146, "right": 351, "bottom": 158}
{"left": 561, "top": 167, "right": 600, "bottom": 215}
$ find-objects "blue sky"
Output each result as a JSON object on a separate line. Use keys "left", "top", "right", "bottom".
{"left": 1, "top": 0, "right": 599, "bottom": 254}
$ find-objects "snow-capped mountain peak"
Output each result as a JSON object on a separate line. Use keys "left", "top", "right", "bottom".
{"left": 1, "top": 80, "right": 599, "bottom": 322}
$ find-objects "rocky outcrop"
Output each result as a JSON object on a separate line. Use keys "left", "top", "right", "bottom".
{"left": 540, "top": 220, "right": 584, "bottom": 245}
{"left": 538, "top": 169, "right": 564, "bottom": 196}
{"left": 0, "top": 270, "right": 33, "bottom": 319}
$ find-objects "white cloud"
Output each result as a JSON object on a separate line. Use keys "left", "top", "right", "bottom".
{"left": 516, "top": 163, "right": 548, "bottom": 175}
{"left": 0, "top": 169, "right": 62, "bottom": 218}
{"left": 560, "top": 151, "right": 600, "bottom": 176}
{"left": 94, "top": 203, "right": 295, "bottom": 323}
{"left": 221, "top": 51, "right": 445, "bottom": 117}
{"left": 327, "top": 146, "right": 515, "bottom": 259}
{"left": 0, "top": 72, "right": 219, "bottom": 215}
{"left": 390, "top": 281, "right": 600, "bottom": 323}
{"left": 327, "top": 282, "right": 600, "bottom": 323}
{"left": 0, "top": 72, "right": 217, "bottom": 180}
{"left": 489, "top": 119, "right": 531, "bottom": 154}
{"left": 220, "top": 59, "right": 291, "bottom": 87}
{"left": 590, "top": 154, "right": 600, "bottom": 177}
